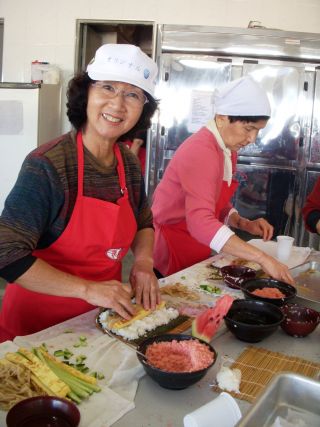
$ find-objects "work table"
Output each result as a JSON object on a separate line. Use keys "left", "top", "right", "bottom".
{"left": 0, "top": 248, "right": 319, "bottom": 427}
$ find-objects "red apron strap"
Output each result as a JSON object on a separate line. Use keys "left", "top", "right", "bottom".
{"left": 215, "top": 179, "right": 239, "bottom": 217}
{"left": 114, "top": 144, "right": 128, "bottom": 197}
{"left": 76, "top": 131, "right": 85, "bottom": 197}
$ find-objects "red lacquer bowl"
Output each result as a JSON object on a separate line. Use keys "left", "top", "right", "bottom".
{"left": 6, "top": 396, "right": 80, "bottom": 427}
{"left": 281, "top": 303, "right": 320, "bottom": 337}
{"left": 221, "top": 265, "right": 257, "bottom": 289}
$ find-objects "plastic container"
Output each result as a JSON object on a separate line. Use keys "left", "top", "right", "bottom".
{"left": 276, "top": 235, "right": 294, "bottom": 262}
{"left": 31, "top": 61, "right": 60, "bottom": 84}
{"left": 183, "top": 392, "right": 242, "bottom": 427}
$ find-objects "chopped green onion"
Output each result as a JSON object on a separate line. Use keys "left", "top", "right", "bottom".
{"left": 199, "top": 284, "right": 222, "bottom": 294}
{"left": 97, "top": 372, "right": 105, "bottom": 380}
{"left": 76, "top": 355, "right": 87, "bottom": 364}
{"left": 53, "top": 350, "right": 64, "bottom": 357}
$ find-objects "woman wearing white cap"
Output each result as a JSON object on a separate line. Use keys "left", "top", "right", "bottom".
{"left": 0, "top": 44, "right": 161, "bottom": 341}
{"left": 152, "top": 76, "right": 294, "bottom": 284}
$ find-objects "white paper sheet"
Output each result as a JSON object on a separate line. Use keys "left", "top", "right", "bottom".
{"left": 0, "top": 309, "right": 144, "bottom": 427}
{"left": 247, "top": 239, "right": 311, "bottom": 269}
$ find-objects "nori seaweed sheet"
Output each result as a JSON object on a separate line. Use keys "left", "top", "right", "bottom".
{"left": 96, "top": 311, "right": 190, "bottom": 346}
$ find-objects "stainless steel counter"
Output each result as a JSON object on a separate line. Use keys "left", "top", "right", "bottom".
{"left": 113, "top": 315, "right": 319, "bottom": 427}
{"left": 113, "top": 252, "right": 320, "bottom": 427}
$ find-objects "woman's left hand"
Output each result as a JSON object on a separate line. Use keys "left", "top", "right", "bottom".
{"left": 243, "top": 217, "right": 274, "bottom": 241}
{"left": 129, "top": 259, "right": 161, "bottom": 310}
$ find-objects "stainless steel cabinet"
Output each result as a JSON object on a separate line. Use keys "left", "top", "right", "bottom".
{"left": 148, "top": 25, "right": 320, "bottom": 246}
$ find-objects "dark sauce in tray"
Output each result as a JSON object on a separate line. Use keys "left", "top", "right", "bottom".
{"left": 231, "top": 310, "right": 274, "bottom": 325}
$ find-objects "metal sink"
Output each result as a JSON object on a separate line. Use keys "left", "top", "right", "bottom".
{"left": 236, "top": 372, "right": 320, "bottom": 427}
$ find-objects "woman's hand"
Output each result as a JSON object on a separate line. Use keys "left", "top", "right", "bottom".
{"left": 242, "top": 217, "right": 274, "bottom": 241}
{"left": 257, "top": 253, "right": 294, "bottom": 285}
{"left": 84, "top": 280, "right": 136, "bottom": 320}
{"left": 129, "top": 259, "right": 161, "bottom": 310}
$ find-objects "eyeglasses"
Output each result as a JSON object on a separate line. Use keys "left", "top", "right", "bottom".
{"left": 91, "top": 82, "right": 149, "bottom": 107}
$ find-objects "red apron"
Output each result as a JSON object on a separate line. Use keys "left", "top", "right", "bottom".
{"left": 158, "top": 179, "right": 239, "bottom": 276}
{"left": 0, "top": 132, "right": 137, "bottom": 341}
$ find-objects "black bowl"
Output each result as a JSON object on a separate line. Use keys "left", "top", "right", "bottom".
{"left": 136, "top": 334, "right": 217, "bottom": 390}
{"left": 281, "top": 303, "right": 320, "bottom": 337}
{"left": 6, "top": 396, "right": 80, "bottom": 427}
{"left": 224, "top": 299, "right": 284, "bottom": 343}
{"left": 240, "top": 278, "right": 297, "bottom": 307}
{"left": 220, "top": 265, "right": 257, "bottom": 289}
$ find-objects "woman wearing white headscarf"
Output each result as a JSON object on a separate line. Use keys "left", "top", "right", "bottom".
{"left": 152, "top": 76, "right": 294, "bottom": 284}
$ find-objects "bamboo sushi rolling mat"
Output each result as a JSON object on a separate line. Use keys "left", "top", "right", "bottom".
{"left": 213, "top": 346, "right": 320, "bottom": 403}
{"left": 169, "top": 317, "right": 193, "bottom": 334}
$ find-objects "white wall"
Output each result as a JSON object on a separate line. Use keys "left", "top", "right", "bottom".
{"left": 1, "top": 0, "right": 320, "bottom": 133}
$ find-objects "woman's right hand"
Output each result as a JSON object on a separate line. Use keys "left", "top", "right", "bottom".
{"left": 84, "top": 280, "right": 136, "bottom": 320}
{"left": 258, "top": 253, "right": 294, "bottom": 285}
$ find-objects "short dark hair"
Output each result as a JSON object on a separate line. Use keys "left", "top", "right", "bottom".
{"left": 228, "top": 115, "right": 270, "bottom": 123}
{"left": 66, "top": 72, "right": 159, "bottom": 138}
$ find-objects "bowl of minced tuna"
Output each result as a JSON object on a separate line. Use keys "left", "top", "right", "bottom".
{"left": 136, "top": 334, "right": 217, "bottom": 389}
{"left": 240, "top": 278, "right": 297, "bottom": 307}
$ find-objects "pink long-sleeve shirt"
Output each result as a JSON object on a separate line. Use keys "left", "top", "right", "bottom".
{"left": 152, "top": 126, "right": 237, "bottom": 274}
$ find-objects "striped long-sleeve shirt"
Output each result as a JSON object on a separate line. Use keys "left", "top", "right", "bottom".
{"left": 0, "top": 131, "right": 153, "bottom": 282}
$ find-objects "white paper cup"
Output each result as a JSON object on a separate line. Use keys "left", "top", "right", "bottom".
{"left": 276, "top": 235, "right": 294, "bottom": 262}
{"left": 183, "top": 392, "right": 242, "bottom": 427}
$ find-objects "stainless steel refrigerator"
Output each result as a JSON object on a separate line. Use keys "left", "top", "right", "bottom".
{"left": 146, "top": 25, "right": 320, "bottom": 248}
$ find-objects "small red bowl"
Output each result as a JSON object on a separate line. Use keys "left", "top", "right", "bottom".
{"left": 281, "top": 303, "right": 320, "bottom": 337}
{"left": 220, "top": 265, "right": 257, "bottom": 289}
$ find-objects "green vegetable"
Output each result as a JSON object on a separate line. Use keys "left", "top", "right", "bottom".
{"left": 76, "top": 355, "right": 87, "bottom": 364}
{"left": 96, "top": 372, "right": 105, "bottom": 380}
{"left": 33, "top": 347, "right": 101, "bottom": 403}
{"left": 91, "top": 371, "right": 105, "bottom": 380}
{"left": 8, "top": 348, "right": 70, "bottom": 398}
{"left": 199, "top": 284, "right": 222, "bottom": 294}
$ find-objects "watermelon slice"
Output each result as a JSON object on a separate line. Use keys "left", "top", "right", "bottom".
{"left": 192, "top": 295, "right": 234, "bottom": 343}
